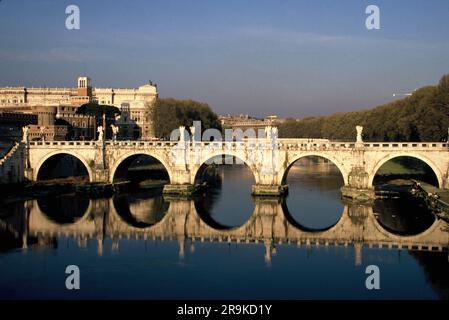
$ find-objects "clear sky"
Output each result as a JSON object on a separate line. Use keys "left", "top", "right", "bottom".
{"left": 1, "top": 0, "right": 448, "bottom": 118}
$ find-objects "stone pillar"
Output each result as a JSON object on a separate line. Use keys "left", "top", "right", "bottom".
{"left": 163, "top": 126, "right": 197, "bottom": 196}
{"left": 252, "top": 184, "right": 288, "bottom": 196}
{"left": 163, "top": 184, "right": 197, "bottom": 196}
{"left": 444, "top": 169, "right": 449, "bottom": 190}
{"left": 91, "top": 143, "right": 110, "bottom": 183}
{"left": 355, "top": 125, "right": 364, "bottom": 148}
{"left": 341, "top": 166, "right": 375, "bottom": 201}
{"left": 340, "top": 129, "right": 375, "bottom": 201}
{"left": 251, "top": 126, "right": 287, "bottom": 196}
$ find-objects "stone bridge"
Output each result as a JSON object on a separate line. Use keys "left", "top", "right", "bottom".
{"left": 2, "top": 197, "right": 447, "bottom": 265}
{"left": 24, "top": 130, "right": 449, "bottom": 200}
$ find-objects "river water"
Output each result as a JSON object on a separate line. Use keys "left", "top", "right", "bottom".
{"left": 0, "top": 160, "right": 448, "bottom": 299}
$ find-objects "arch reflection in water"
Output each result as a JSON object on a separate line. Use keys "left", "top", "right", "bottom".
{"left": 22, "top": 195, "right": 449, "bottom": 265}
{"left": 1, "top": 194, "right": 448, "bottom": 299}
{"left": 373, "top": 198, "right": 436, "bottom": 236}
{"left": 194, "top": 156, "right": 255, "bottom": 229}
{"left": 37, "top": 194, "right": 89, "bottom": 224}
{"left": 283, "top": 156, "right": 344, "bottom": 230}
{"left": 113, "top": 189, "right": 169, "bottom": 228}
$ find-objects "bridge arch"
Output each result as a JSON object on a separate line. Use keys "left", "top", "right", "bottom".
{"left": 281, "top": 153, "right": 348, "bottom": 185}
{"left": 368, "top": 152, "right": 443, "bottom": 188}
{"left": 109, "top": 152, "right": 173, "bottom": 184}
{"left": 191, "top": 151, "right": 258, "bottom": 184}
{"left": 34, "top": 150, "right": 93, "bottom": 182}
{"left": 192, "top": 152, "right": 257, "bottom": 229}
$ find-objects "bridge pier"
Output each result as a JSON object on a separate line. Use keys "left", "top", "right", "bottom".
{"left": 24, "top": 167, "right": 33, "bottom": 181}
{"left": 163, "top": 184, "right": 198, "bottom": 196}
{"left": 341, "top": 166, "right": 375, "bottom": 201}
{"left": 251, "top": 184, "right": 288, "bottom": 197}
{"left": 341, "top": 186, "right": 375, "bottom": 202}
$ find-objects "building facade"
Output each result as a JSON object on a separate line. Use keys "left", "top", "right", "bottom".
{"left": 0, "top": 76, "right": 158, "bottom": 140}
{"left": 219, "top": 114, "right": 283, "bottom": 133}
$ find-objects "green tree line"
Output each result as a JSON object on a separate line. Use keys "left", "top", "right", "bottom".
{"left": 151, "top": 98, "right": 221, "bottom": 138}
{"left": 279, "top": 74, "right": 449, "bottom": 142}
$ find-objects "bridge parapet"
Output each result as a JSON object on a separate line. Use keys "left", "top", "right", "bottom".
{"left": 28, "top": 139, "right": 449, "bottom": 150}
{"left": 362, "top": 142, "right": 448, "bottom": 150}
{"left": 29, "top": 140, "right": 98, "bottom": 147}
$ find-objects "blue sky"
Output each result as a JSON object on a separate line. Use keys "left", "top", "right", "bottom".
{"left": 1, "top": 0, "right": 448, "bottom": 117}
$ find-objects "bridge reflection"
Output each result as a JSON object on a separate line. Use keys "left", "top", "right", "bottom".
{"left": 1, "top": 194, "right": 448, "bottom": 266}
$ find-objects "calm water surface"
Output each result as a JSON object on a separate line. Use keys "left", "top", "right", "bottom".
{"left": 0, "top": 160, "right": 448, "bottom": 299}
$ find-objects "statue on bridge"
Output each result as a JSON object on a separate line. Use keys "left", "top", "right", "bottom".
{"left": 179, "top": 126, "right": 186, "bottom": 143}
{"left": 356, "top": 126, "right": 364, "bottom": 144}
{"left": 110, "top": 124, "right": 119, "bottom": 141}
{"left": 264, "top": 125, "right": 272, "bottom": 141}
{"left": 39, "top": 126, "right": 46, "bottom": 141}
{"left": 190, "top": 125, "right": 196, "bottom": 142}
{"left": 272, "top": 126, "right": 278, "bottom": 140}
{"left": 265, "top": 125, "right": 278, "bottom": 141}
{"left": 97, "top": 126, "right": 104, "bottom": 142}
{"left": 22, "top": 126, "right": 29, "bottom": 143}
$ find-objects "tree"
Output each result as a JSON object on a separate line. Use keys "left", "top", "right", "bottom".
{"left": 76, "top": 102, "right": 120, "bottom": 118}
{"left": 150, "top": 98, "right": 221, "bottom": 138}
{"left": 278, "top": 73, "right": 449, "bottom": 142}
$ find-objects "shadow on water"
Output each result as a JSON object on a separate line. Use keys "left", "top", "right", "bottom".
{"left": 374, "top": 198, "right": 436, "bottom": 236}
{"left": 37, "top": 194, "right": 89, "bottom": 224}
{"left": 409, "top": 251, "right": 449, "bottom": 300}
